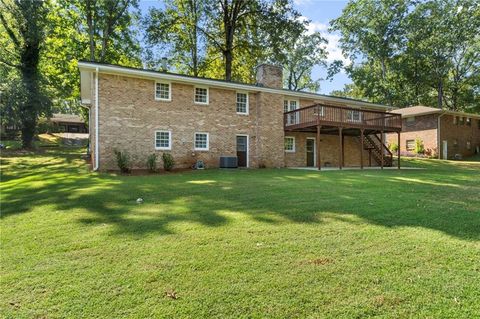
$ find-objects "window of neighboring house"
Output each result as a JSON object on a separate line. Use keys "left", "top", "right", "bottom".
{"left": 347, "top": 109, "right": 361, "bottom": 122}
{"left": 284, "top": 136, "right": 295, "bottom": 152}
{"left": 453, "top": 139, "right": 459, "bottom": 147}
{"left": 194, "top": 87, "right": 208, "bottom": 104}
{"left": 459, "top": 117, "right": 465, "bottom": 125}
{"left": 155, "top": 130, "right": 171, "bottom": 150}
{"left": 406, "top": 139, "right": 415, "bottom": 151}
{"left": 194, "top": 132, "right": 209, "bottom": 150}
{"left": 466, "top": 141, "right": 471, "bottom": 150}
{"left": 406, "top": 117, "right": 415, "bottom": 126}
{"left": 155, "top": 82, "right": 171, "bottom": 101}
{"left": 466, "top": 117, "right": 471, "bottom": 126}
{"left": 236, "top": 92, "right": 248, "bottom": 114}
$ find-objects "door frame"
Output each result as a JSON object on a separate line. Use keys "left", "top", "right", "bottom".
{"left": 236, "top": 134, "right": 249, "bottom": 168}
{"left": 306, "top": 137, "right": 316, "bottom": 167}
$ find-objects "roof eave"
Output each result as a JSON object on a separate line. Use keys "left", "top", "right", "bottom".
{"left": 78, "top": 61, "right": 392, "bottom": 111}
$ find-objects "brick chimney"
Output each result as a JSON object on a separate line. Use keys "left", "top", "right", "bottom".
{"left": 255, "top": 64, "right": 283, "bottom": 89}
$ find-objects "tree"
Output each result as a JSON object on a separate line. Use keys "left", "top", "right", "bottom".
{"left": 144, "top": 0, "right": 208, "bottom": 76}
{"left": 331, "top": 0, "right": 411, "bottom": 107}
{"left": 79, "top": 0, "right": 141, "bottom": 63}
{"left": 332, "top": 0, "right": 480, "bottom": 110}
{"left": 280, "top": 32, "right": 327, "bottom": 91}
{"left": 0, "top": 0, "right": 51, "bottom": 148}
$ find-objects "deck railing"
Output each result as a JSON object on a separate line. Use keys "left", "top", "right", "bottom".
{"left": 284, "top": 104, "right": 402, "bottom": 131}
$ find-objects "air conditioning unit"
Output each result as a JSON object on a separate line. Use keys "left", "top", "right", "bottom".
{"left": 219, "top": 156, "right": 238, "bottom": 168}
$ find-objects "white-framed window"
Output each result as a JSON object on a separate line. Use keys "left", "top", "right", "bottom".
{"left": 236, "top": 92, "right": 249, "bottom": 114}
{"left": 406, "top": 139, "right": 415, "bottom": 151}
{"left": 284, "top": 99, "right": 299, "bottom": 125}
{"left": 284, "top": 136, "right": 295, "bottom": 152}
{"left": 194, "top": 87, "right": 209, "bottom": 104}
{"left": 347, "top": 109, "right": 362, "bottom": 122}
{"left": 194, "top": 132, "right": 209, "bottom": 150}
{"left": 155, "top": 130, "right": 172, "bottom": 150}
{"left": 155, "top": 82, "right": 171, "bottom": 101}
{"left": 466, "top": 141, "right": 471, "bottom": 150}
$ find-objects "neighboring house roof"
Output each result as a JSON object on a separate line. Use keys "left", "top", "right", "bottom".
{"left": 77, "top": 61, "right": 394, "bottom": 111}
{"left": 390, "top": 105, "right": 480, "bottom": 119}
{"left": 51, "top": 113, "right": 84, "bottom": 124}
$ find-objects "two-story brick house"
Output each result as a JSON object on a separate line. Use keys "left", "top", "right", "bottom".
{"left": 386, "top": 106, "right": 480, "bottom": 159}
{"left": 78, "top": 62, "right": 402, "bottom": 171}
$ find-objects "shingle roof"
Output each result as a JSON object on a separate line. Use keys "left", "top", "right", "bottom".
{"left": 51, "top": 113, "right": 84, "bottom": 124}
{"left": 390, "top": 106, "right": 442, "bottom": 117}
{"left": 390, "top": 105, "right": 480, "bottom": 119}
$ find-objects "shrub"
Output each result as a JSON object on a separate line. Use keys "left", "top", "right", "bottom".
{"left": 114, "top": 149, "right": 131, "bottom": 173}
{"left": 425, "top": 148, "right": 438, "bottom": 159}
{"left": 146, "top": 153, "right": 157, "bottom": 172}
{"left": 389, "top": 142, "right": 398, "bottom": 153}
{"left": 162, "top": 153, "right": 175, "bottom": 171}
{"left": 415, "top": 138, "right": 425, "bottom": 154}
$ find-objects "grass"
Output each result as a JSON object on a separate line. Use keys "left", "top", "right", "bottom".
{"left": 1, "top": 148, "right": 479, "bottom": 318}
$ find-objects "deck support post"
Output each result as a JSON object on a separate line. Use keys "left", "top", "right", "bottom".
{"left": 397, "top": 131, "right": 401, "bottom": 169}
{"left": 380, "top": 131, "right": 384, "bottom": 170}
{"left": 339, "top": 127, "right": 343, "bottom": 170}
{"left": 360, "top": 129, "right": 364, "bottom": 169}
{"left": 316, "top": 124, "right": 322, "bottom": 170}
{"left": 342, "top": 132, "right": 345, "bottom": 167}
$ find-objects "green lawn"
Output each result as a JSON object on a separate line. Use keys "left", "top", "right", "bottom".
{"left": 1, "top": 148, "right": 479, "bottom": 318}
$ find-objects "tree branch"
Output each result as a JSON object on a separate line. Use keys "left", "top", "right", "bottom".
{"left": 0, "top": 10, "right": 20, "bottom": 47}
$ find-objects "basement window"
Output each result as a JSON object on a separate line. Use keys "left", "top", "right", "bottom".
{"left": 155, "top": 130, "right": 171, "bottom": 150}
{"left": 406, "top": 140, "right": 415, "bottom": 151}
{"left": 284, "top": 136, "right": 295, "bottom": 152}
{"left": 194, "top": 132, "right": 209, "bottom": 150}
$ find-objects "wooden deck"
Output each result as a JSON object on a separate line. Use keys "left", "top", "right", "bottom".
{"left": 283, "top": 104, "right": 402, "bottom": 170}
{"left": 284, "top": 104, "right": 402, "bottom": 133}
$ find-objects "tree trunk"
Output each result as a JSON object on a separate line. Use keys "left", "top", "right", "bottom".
{"left": 86, "top": 0, "right": 95, "bottom": 61}
{"left": 224, "top": 21, "right": 234, "bottom": 81}
{"left": 437, "top": 80, "right": 443, "bottom": 109}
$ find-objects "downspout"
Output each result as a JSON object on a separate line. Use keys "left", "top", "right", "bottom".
{"left": 94, "top": 67, "right": 99, "bottom": 170}
{"left": 437, "top": 112, "right": 446, "bottom": 159}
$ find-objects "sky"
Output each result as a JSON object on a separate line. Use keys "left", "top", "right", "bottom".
{"left": 138, "top": 0, "right": 351, "bottom": 94}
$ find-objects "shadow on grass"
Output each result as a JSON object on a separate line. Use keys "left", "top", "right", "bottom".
{"left": 1, "top": 150, "right": 479, "bottom": 240}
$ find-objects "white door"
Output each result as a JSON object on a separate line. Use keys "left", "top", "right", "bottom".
{"left": 442, "top": 140, "right": 448, "bottom": 159}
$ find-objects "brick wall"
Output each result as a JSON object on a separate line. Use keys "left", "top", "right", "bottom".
{"left": 439, "top": 114, "right": 480, "bottom": 159}
{"left": 94, "top": 74, "right": 288, "bottom": 170}
{"left": 92, "top": 73, "right": 386, "bottom": 170}
{"left": 386, "top": 114, "right": 438, "bottom": 156}
{"left": 284, "top": 132, "right": 371, "bottom": 167}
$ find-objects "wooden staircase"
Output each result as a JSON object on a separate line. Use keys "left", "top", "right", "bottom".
{"left": 362, "top": 134, "right": 393, "bottom": 167}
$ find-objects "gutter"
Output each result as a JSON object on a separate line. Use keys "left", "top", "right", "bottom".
{"left": 94, "top": 67, "right": 99, "bottom": 171}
